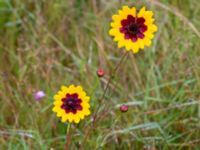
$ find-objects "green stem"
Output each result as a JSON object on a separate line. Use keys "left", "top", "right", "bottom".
{"left": 100, "top": 51, "right": 129, "bottom": 101}
{"left": 81, "top": 51, "right": 129, "bottom": 148}
{"left": 65, "top": 123, "right": 71, "bottom": 150}
{"left": 93, "top": 51, "right": 129, "bottom": 121}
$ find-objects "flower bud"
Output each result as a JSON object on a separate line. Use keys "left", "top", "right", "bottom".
{"left": 120, "top": 105, "right": 128, "bottom": 112}
{"left": 97, "top": 68, "right": 105, "bottom": 77}
{"left": 33, "top": 91, "right": 46, "bottom": 101}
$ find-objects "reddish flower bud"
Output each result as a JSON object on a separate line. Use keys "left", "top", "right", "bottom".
{"left": 120, "top": 105, "right": 128, "bottom": 112}
{"left": 97, "top": 68, "right": 105, "bottom": 77}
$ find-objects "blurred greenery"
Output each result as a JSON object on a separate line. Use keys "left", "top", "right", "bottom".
{"left": 1, "top": 0, "right": 200, "bottom": 149}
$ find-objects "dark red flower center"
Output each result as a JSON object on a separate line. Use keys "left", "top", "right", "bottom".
{"left": 61, "top": 93, "right": 82, "bottom": 114}
{"left": 120, "top": 15, "right": 147, "bottom": 42}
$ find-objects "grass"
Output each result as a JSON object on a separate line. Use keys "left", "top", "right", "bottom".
{"left": 1, "top": 0, "right": 200, "bottom": 149}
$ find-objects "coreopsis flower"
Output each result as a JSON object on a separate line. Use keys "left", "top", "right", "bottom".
{"left": 109, "top": 6, "right": 158, "bottom": 53}
{"left": 52, "top": 85, "right": 91, "bottom": 124}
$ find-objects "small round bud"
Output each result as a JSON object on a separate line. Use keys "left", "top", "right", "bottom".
{"left": 33, "top": 91, "right": 46, "bottom": 101}
{"left": 120, "top": 105, "right": 128, "bottom": 112}
{"left": 97, "top": 68, "right": 105, "bottom": 77}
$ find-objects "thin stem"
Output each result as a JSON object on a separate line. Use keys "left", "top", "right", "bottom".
{"left": 100, "top": 51, "right": 129, "bottom": 101}
{"left": 81, "top": 51, "right": 129, "bottom": 148}
{"left": 93, "top": 51, "right": 129, "bottom": 121}
{"left": 65, "top": 123, "right": 71, "bottom": 150}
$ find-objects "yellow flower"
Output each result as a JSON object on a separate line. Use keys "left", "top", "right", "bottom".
{"left": 109, "top": 6, "right": 158, "bottom": 53}
{"left": 52, "top": 85, "right": 91, "bottom": 124}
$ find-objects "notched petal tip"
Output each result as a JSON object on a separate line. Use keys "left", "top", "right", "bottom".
{"left": 54, "top": 100, "right": 62, "bottom": 105}
{"left": 109, "top": 29, "right": 116, "bottom": 36}
{"left": 69, "top": 84, "right": 75, "bottom": 88}
{"left": 131, "top": 46, "right": 139, "bottom": 53}
{"left": 122, "top": 5, "right": 130, "bottom": 12}
{"left": 85, "top": 96, "right": 90, "bottom": 102}
{"left": 112, "top": 14, "right": 120, "bottom": 21}
{"left": 54, "top": 94, "right": 60, "bottom": 101}
{"left": 61, "top": 85, "right": 68, "bottom": 91}
{"left": 152, "top": 25, "right": 158, "bottom": 32}
{"left": 74, "top": 118, "right": 80, "bottom": 124}
{"left": 141, "top": 6, "right": 146, "bottom": 11}
{"left": 85, "top": 109, "right": 91, "bottom": 116}
{"left": 76, "top": 85, "right": 83, "bottom": 92}
{"left": 61, "top": 115, "right": 68, "bottom": 123}
{"left": 52, "top": 107, "right": 56, "bottom": 112}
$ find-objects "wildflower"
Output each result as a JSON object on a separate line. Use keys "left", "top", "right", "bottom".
{"left": 33, "top": 91, "right": 46, "bottom": 101}
{"left": 97, "top": 68, "right": 105, "bottom": 77}
{"left": 109, "top": 6, "right": 158, "bottom": 53}
{"left": 120, "top": 105, "right": 129, "bottom": 112}
{"left": 52, "top": 85, "right": 91, "bottom": 124}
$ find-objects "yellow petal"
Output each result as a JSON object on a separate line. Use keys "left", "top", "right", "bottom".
{"left": 137, "top": 39, "right": 145, "bottom": 49}
{"left": 84, "top": 109, "right": 91, "bottom": 116}
{"left": 138, "top": 7, "right": 146, "bottom": 17}
{"left": 149, "top": 24, "right": 158, "bottom": 32}
{"left": 54, "top": 94, "right": 61, "bottom": 101}
{"left": 74, "top": 116, "right": 80, "bottom": 124}
{"left": 68, "top": 113, "right": 73, "bottom": 122}
{"left": 122, "top": 6, "right": 130, "bottom": 12}
{"left": 54, "top": 100, "right": 62, "bottom": 105}
{"left": 57, "top": 91, "right": 65, "bottom": 98}
{"left": 130, "top": 7, "right": 136, "bottom": 16}
{"left": 114, "top": 33, "right": 124, "bottom": 41}
{"left": 82, "top": 102, "right": 90, "bottom": 109}
{"left": 117, "top": 40, "right": 126, "bottom": 48}
{"left": 57, "top": 109, "right": 65, "bottom": 117}
{"left": 131, "top": 44, "right": 139, "bottom": 53}
{"left": 77, "top": 112, "right": 85, "bottom": 119}
{"left": 122, "top": 6, "right": 132, "bottom": 16}
{"left": 52, "top": 106, "right": 61, "bottom": 112}
{"left": 68, "top": 85, "right": 76, "bottom": 94}
{"left": 144, "top": 31, "right": 154, "bottom": 39}
{"left": 109, "top": 28, "right": 119, "bottom": 36}
{"left": 61, "top": 114, "right": 68, "bottom": 123}
{"left": 138, "top": 7, "right": 154, "bottom": 25}
{"left": 76, "top": 86, "right": 83, "bottom": 93}
{"left": 111, "top": 22, "right": 121, "bottom": 28}
{"left": 118, "top": 10, "right": 127, "bottom": 19}
{"left": 61, "top": 85, "right": 68, "bottom": 94}
{"left": 144, "top": 11, "right": 153, "bottom": 19}
{"left": 78, "top": 91, "right": 86, "bottom": 100}
{"left": 144, "top": 38, "right": 152, "bottom": 47}
{"left": 125, "top": 40, "right": 132, "bottom": 51}
{"left": 112, "top": 14, "right": 121, "bottom": 22}
{"left": 84, "top": 96, "right": 90, "bottom": 102}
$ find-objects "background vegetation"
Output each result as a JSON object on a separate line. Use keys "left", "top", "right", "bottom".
{"left": 1, "top": 0, "right": 200, "bottom": 149}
